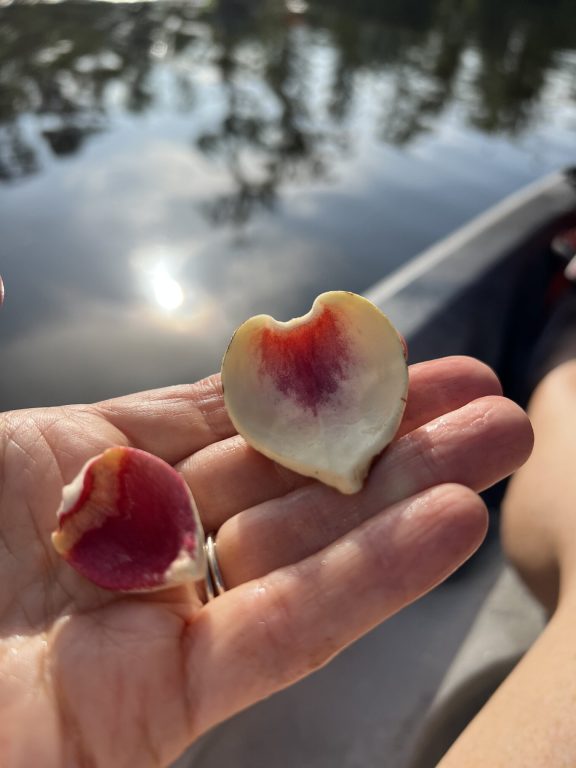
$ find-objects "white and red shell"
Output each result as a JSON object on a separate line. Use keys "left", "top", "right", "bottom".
{"left": 221, "top": 291, "right": 408, "bottom": 494}
{"left": 52, "top": 446, "right": 205, "bottom": 592}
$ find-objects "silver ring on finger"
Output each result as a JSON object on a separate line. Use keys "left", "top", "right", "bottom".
{"left": 204, "top": 532, "right": 226, "bottom": 599}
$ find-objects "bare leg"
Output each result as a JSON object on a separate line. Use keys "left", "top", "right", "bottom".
{"left": 439, "top": 360, "right": 576, "bottom": 767}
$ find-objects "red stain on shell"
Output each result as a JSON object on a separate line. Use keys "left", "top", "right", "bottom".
{"left": 258, "top": 306, "right": 350, "bottom": 413}
{"left": 61, "top": 447, "right": 198, "bottom": 591}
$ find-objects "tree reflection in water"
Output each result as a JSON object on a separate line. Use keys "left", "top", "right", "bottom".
{"left": 0, "top": 0, "right": 574, "bottom": 223}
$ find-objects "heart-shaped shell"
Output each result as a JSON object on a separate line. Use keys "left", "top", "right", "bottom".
{"left": 221, "top": 291, "right": 408, "bottom": 494}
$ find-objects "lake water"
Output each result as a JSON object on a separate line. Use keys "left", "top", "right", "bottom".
{"left": 1, "top": 0, "right": 575, "bottom": 409}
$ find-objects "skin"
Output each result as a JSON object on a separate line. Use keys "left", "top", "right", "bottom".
{"left": 438, "top": 360, "right": 576, "bottom": 768}
{"left": 0, "top": 356, "right": 532, "bottom": 767}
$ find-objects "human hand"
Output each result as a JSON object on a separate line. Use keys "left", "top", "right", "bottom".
{"left": 0, "top": 357, "right": 532, "bottom": 767}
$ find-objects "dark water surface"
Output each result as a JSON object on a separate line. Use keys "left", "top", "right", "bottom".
{"left": 1, "top": 0, "right": 575, "bottom": 409}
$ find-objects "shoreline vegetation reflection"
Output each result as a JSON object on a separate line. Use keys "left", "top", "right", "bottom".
{"left": 1, "top": 0, "right": 575, "bottom": 227}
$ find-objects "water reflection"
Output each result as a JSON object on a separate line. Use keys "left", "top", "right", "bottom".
{"left": 131, "top": 245, "right": 187, "bottom": 313}
{"left": 149, "top": 264, "right": 184, "bottom": 312}
{"left": 1, "top": 0, "right": 574, "bottom": 191}
{"left": 0, "top": 0, "right": 575, "bottom": 408}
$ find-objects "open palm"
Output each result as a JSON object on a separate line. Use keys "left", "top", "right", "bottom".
{"left": 0, "top": 357, "right": 532, "bottom": 767}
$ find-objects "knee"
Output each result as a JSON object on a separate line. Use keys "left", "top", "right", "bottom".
{"left": 530, "top": 359, "right": 576, "bottom": 413}
{"left": 501, "top": 359, "right": 576, "bottom": 612}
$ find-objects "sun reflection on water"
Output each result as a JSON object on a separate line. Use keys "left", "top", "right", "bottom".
{"left": 131, "top": 248, "right": 223, "bottom": 338}
{"left": 150, "top": 263, "right": 184, "bottom": 311}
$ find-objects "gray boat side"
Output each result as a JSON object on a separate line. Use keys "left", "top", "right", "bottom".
{"left": 367, "top": 168, "right": 576, "bottom": 369}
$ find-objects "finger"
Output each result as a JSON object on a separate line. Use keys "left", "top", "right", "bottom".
{"left": 398, "top": 356, "right": 501, "bottom": 437}
{"left": 181, "top": 357, "right": 502, "bottom": 530}
{"left": 92, "top": 374, "right": 235, "bottom": 465}
{"left": 216, "top": 395, "right": 532, "bottom": 586}
{"left": 187, "top": 483, "right": 488, "bottom": 738}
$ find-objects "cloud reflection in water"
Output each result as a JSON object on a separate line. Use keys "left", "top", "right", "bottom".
{"left": 0, "top": 0, "right": 575, "bottom": 409}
